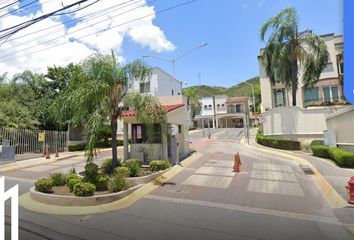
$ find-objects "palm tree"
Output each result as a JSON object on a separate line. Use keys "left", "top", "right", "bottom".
{"left": 336, "top": 51, "right": 345, "bottom": 100}
{"left": 182, "top": 88, "right": 201, "bottom": 126}
{"left": 260, "top": 7, "right": 329, "bottom": 106}
{"left": 51, "top": 51, "right": 153, "bottom": 169}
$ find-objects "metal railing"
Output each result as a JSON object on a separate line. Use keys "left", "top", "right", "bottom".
{"left": 0, "top": 128, "right": 68, "bottom": 155}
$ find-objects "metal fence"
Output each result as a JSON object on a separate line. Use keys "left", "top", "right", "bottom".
{"left": 0, "top": 128, "right": 68, "bottom": 155}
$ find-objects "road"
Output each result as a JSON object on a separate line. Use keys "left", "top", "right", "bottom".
{"left": 1, "top": 130, "right": 353, "bottom": 240}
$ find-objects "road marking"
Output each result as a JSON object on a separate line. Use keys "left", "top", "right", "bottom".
{"left": 183, "top": 175, "right": 232, "bottom": 188}
{"left": 144, "top": 194, "right": 341, "bottom": 225}
{"left": 253, "top": 163, "right": 293, "bottom": 172}
{"left": 250, "top": 170, "right": 298, "bottom": 182}
{"left": 205, "top": 160, "right": 233, "bottom": 168}
{"left": 195, "top": 166, "right": 235, "bottom": 177}
{"left": 247, "top": 179, "right": 304, "bottom": 196}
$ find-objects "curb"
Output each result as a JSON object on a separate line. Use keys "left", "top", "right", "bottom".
{"left": 240, "top": 138, "right": 348, "bottom": 208}
{"left": 19, "top": 152, "right": 203, "bottom": 215}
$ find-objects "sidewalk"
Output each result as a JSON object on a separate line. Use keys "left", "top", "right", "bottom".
{"left": 247, "top": 128, "right": 354, "bottom": 201}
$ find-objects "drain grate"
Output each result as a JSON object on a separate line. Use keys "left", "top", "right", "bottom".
{"left": 299, "top": 165, "right": 314, "bottom": 175}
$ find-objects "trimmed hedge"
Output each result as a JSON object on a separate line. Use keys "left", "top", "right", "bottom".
{"left": 49, "top": 172, "right": 66, "bottom": 186}
{"left": 114, "top": 166, "right": 130, "bottom": 178}
{"left": 123, "top": 159, "right": 142, "bottom": 177}
{"left": 311, "top": 140, "right": 324, "bottom": 146}
{"left": 68, "top": 140, "right": 125, "bottom": 152}
{"left": 311, "top": 145, "right": 354, "bottom": 168}
{"left": 35, "top": 178, "right": 54, "bottom": 193}
{"left": 256, "top": 133, "right": 301, "bottom": 150}
{"left": 73, "top": 182, "right": 96, "bottom": 197}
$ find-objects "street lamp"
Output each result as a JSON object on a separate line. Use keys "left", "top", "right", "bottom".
{"left": 241, "top": 81, "right": 256, "bottom": 113}
{"left": 143, "top": 43, "right": 208, "bottom": 95}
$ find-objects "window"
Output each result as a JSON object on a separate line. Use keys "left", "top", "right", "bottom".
{"left": 236, "top": 104, "right": 242, "bottom": 113}
{"left": 304, "top": 87, "right": 319, "bottom": 106}
{"left": 217, "top": 104, "right": 220, "bottom": 107}
{"left": 323, "top": 86, "right": 339, "bottom": 103}
{"left": 208, "top": 104, "right": 212, "bottom": 109}
{"left": 272, "top": 88, "right": 287, "bottom": 107}
{"left": 131, "top": 124, "right": 161, "bottom": 144}
{"left": 221, "top": 104, "right": 225, "bottom": 107}
{"left": 204, "top": 105, "right": 208, "bottom": 110}
{"left": 140, "top": 82, "right": 150, "bottom": 93}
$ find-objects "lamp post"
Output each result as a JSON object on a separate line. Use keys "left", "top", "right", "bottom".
{"left": 143, "top": 43, "right": 208, "bottom": 95}
{"left": 241, "top": 81, "right": 256, "bottom": 113}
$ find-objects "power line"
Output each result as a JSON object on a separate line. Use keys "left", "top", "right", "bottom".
{"left": 0, "top": 0, "right": 140, "bottom": 44}
{"left": 0, "top": 0, "right": 153, "bottom": 57}
{"left": 0, "top": 0, "right": 39, "bottom": 18}
{"left": 0, "top": 0, "right": 20, "bottom": 12}
{"left": 0, "top": 0, "right": 92, "bottom": 39}
{"left": 53, "top": 0, "right": 101, "bottom": 16}
{"left": 0, "top": 0, "right": 198, "bottom": 64}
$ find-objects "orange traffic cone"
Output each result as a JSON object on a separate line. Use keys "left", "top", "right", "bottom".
{"left": 55, "top": 148, "right": 59, "bottom": 158}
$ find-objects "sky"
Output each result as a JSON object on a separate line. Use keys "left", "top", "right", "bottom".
{"left": 0, "top": 0, "right": 343, "bottom": 87}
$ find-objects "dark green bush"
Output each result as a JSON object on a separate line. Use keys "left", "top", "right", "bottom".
{"left": 149, "top": 160, "right": 171, "bottom": 172}
{"left": 123, "top": 159, "right": 142, "bottom": 177}
{"left": 311, "top": 145, "right": 354, "bottom": 168}
{"left": 35, "top": 178, "right": 54, "bottom": 193}
{"left": 95, "top": 174, "right": 109, "bottom": 191}
{"left": 68, "top": 178, "right": 81, "bottom": 192}
{"left": 310, "top": 145, "right": 329, "bottom": 158}
{"left": 49, "top": 172, "right": 66, "bottom": 186}
{"left": 65, "top": 173, "right": 79, "bottom": 185}
{"left": 101, "top": 158, "right": 113, "bottom": 174}
{"left": 83, "top": 162, "right": 99, "bottom": 184}
{"left": 73, "top": 182, "right": 96, "bottom": 197}
{"left": 114, "top": 166, "right": 130, "bottom": 178}
{"left": 311, "top": 140, "right": 324, "bottom": 146}
{"left": 256, "top": 133, "right": 301, "bottom": 150}
{"left": 68, "top": 143, "right": 86, "bottom": 151}
{"left": 108, "top": 174, "right": 128, "bottom": 192}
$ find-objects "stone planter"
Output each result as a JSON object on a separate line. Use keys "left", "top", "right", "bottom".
{"left": 29, "top": 185, "right": 142, "bottom": 207}
{"left": 125, "top": 169, "right": 170, "bottom": 186}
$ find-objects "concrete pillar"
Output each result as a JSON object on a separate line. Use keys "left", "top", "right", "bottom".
{"left": 123, "top": 122, "right": 129, "bottom": 160}
{"left": 162, "top": 125, "right": 168, "bottom": 160}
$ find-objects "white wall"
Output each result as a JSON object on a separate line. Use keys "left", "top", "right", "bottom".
{"left": 262, "top": 106, "right": 344, "bottom": 138}
{"left": 326, "top": 106, "right": 354, "bottom": 152}
{"left": 201, "top": 97, "right": 214, "bottom": 116}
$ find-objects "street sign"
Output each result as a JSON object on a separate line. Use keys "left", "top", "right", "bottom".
{"left": 38, "top": 133, "right": 45, "bottom": 142}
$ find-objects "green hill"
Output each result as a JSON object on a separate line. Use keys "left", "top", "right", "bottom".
{"left": 184, "top": 76, "right": 260, "bottom": 99}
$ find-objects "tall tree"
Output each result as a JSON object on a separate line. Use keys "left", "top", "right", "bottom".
{"left": 260, "top": 7, "right": 329, "bottom": 106}
{"left": 182, "top": 88, "right": 201, "bottom": 126}
{"left": 51, "top": 51, "right": 152, "bottom": 169}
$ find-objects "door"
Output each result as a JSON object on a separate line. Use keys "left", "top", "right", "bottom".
{"left": 170, "top": 135, "right": 179, "bottom": 165}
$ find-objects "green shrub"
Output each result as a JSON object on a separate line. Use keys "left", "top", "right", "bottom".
{"left": 256, "top": 133, "right": 301, "bottom": 150}
{"left": 65, "top": 173, "right": 79, "bottom": 185}
{"left": 83, "top": 162, "right": 99, "bottom": 184}
{"left": 311, "top": 140, "right": 324, "bottom": 146}
{"left": 68, "top": 143, "right": 86, "bottom": 151}
{"left": 95, "top": 174, "right": 109, "bottom": 191}
{"left": 49, "top": 172, "right": 66, "bottom": 186}
{"left": 73, "top": 182, "right": 96, "bottom": 197}
{"left": 101, "top": 158, "right": 113, "bottom": 174}
{"left": 35, "top": 178, "right": 53, "bottom": 193}
{"left": 311, "top": 145, "right": 354, "bottom": 168}
{"left": 123, "top": 159, "right": 142, "bottom": 177}
{"left": 68, "top": 178, "right": 82, "bottom": 192}
{"left": 310, "top": 145, "right": 329, "bottom": 158}
{"left": 149, "top": 160, "right": 171, "bottom": 172}
{"left": 114, "top": 166, "right": 130, "bottom": 178}
{"left": 108, "top": 175, "right": 128, "bottom": 192}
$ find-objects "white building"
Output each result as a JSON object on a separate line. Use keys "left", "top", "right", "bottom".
{"left": 259, "top": 34, "right": 345, "bottom": 112}
{"left": 118, "top": 67, "right": 184, "bottom": 137}
{"left": 258, "top": 33, "right": 349, "bottom": 140}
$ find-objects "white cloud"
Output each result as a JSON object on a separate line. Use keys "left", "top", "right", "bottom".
{"left": 0, "top": 0, "right": 175, "bottom": 76}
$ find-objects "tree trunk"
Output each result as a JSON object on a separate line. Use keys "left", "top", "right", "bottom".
{"left": 291, "top": 42, "right": 298, "bottom": 106}
{"left": 111, "top": 116, "right": 119, "bottom": 170}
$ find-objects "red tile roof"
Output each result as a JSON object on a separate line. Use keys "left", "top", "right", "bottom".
{"left": 122, "top": 104, "right": 185, "bottom": 117}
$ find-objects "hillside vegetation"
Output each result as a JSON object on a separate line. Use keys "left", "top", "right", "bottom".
{"left": 184, "top": 76, "right": 260, "bottom": 99}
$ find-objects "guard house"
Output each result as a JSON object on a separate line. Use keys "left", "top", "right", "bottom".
{"left": 121, "top": 95, "right": 190, "bottom": 164}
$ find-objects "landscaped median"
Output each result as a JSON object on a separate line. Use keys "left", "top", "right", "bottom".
{"left": 256, "top": 132, "right": 301, "bottom": 150}
{"left": 29, "top": 159, "right": 171, "bottom": 207}
{"left": 311, "top": 143, "right": 354, "bottom": 168}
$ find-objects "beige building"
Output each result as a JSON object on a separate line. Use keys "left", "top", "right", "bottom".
{"left": 121, "top": 95, "right": 190, "bottom": 164}
{"left": 194, "top": 95, "right": 250, "bottom": 128}
{"left": 326, "top": 106, "right": 354, "bottom": 153}
{"left": 259, "top": 34, "right": 345, "bottom": 112}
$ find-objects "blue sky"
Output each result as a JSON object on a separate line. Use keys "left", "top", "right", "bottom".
{"left": 122, "top": 0, "right": 343, "bottom": 87}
